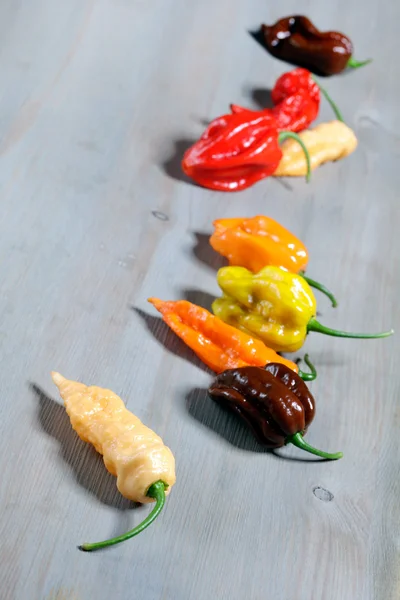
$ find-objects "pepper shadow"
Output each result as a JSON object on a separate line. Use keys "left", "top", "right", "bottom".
{"left": 186, "top": 387, "right": 324, "bottom": 462}
{"left": 248, "top": 27, "right": 268, "bottom": 53}
{"left": 181, "top": 288, "right": 216, "bottom": 313}
{"left": 32, "top": 383, "right": 138, "bottom": 510}
{"left": 161, "top": 138, "right": 197, "bottom": 184}
{"left": 189, "top": 114, "right": 211, "bottom": 127}
{"left": 133, "top": 307, "right": 211, "bottom": 375}
{"left": 192, "top": 232, "right": 227, "bottom": 272}
{"left": 245, "top": 86, "right": 274, "bottom": 110}
{"left": 272, "top": 177, "right": 293, "bottom": 192}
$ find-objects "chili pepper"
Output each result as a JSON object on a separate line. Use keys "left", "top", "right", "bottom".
{"left": 209, "top": 363, "right": 342, "bottom": 459}
{"left": 212, "top": 266, "right": 394, "bottom": 353}
{"left": 52, "top": 372, "right": 176, "bottom": 551}
{"left": 261, "top": 16, "right": 371, "bottom": 76}
{"left": 148, "top": 298, "right": 316, "bottom": 380}
{"left": 209, "top": 216, "right": 337, "bottom": 307}
{"left": 273, "top": 120, "right": 357, "bottom": 177}
{"left": 231, "top": 67, "right": 342, "bottom": 129}
{"left": 181, "top": 110, "right": 311, "bottom": 191}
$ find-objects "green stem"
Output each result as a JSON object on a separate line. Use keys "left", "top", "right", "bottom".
{"left": 79, "top": 481, "right": 166, "bottom": 552}
{"left": 299, "top": 272, "right": 338, "bottom": 308}
{"left": 278, "top": 131, "right": 311, "bottom": 182}
{"left": 312, "top": 76, "right": 344, "bottom": 123}
{"left": 307, "top": 317, "right": 394, "bottom": 339}
{"left": 347, "top": 57, "right": 372, "bottom": 70}
{"left": 287, "top": 432, "right": 343, "bottom": 460}
{"left": 297, "top": 354, "right": 317, "bottom": 381}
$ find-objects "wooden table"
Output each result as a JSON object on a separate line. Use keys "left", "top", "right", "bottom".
{"left": 1, "top": 1, "right": 398, "bottom": 599}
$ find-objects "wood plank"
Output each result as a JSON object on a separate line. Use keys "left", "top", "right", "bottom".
{"left": 0, "top": 1, "right": 398, "bottom": 598}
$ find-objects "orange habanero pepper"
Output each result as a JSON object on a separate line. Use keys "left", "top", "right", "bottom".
{"left": 210, "top": 216, "right": 337, "bottom": 307}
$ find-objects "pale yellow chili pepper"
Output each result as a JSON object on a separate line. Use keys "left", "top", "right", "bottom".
{"left": 52, "top": 372, "right": 176, "bottom": 551}
{"left": 273, "top": 120, "right": 357, "bottom": 176}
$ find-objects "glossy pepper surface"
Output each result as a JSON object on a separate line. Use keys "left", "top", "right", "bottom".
{"left": 270, "top": 67, "right": 320, "bottom": 131}
{"left": 148, "top": 298, "right": 316, "bottom": 380}
{"left": 181, "top": 111, "right": 311, "bottom": 191}
{"left": 212, "top": 266, "right": 393, "bottom": 353}
{"left": 52, "top": 372, "right": 175, "bottom": 551}
{"left": 210, "top": 216, "right": 337, "bottom": 306}
{"left": 231, "top": 68, "right": 320, "bottom": 133}
{"left": 210, "top": 216, "right": 308, "bottom": 274}
{"left": 261, "top": 16, "right": 371, "bottom": 76}
{"left": 209, "top": 363, "right": 342, "bottom": 459}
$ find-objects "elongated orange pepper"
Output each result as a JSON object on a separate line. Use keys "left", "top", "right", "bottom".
{"left": 148, "top": 298, "right": 316, "bottom": 380}
{"left": 210, "top": 216, "right": 337, "bottom": 307}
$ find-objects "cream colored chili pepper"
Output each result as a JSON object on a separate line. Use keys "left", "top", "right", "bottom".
{"left": 273, "top": 120, "right": 357, "bottom": 176}
{"left": 52, "top": 372, "right": 176, "bottom": 551}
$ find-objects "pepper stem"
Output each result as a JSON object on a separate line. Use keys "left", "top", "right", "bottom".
{"left": 299, "top": 272, "right": 338, "bottom": 308}
{"left": 347, "top": 57, "right": 372, "bottom": 70}
{"left": 312, "top": 76, "right": 344, "bottom": 123}
{"left": 297, "top": 354, "right": 317, "bottom": 381}
{"left": 79, "top": 481, "right": 166, "bottom": 552}
{"left": 287, "top": 432, "right": 343, "bottom": 460}
{"left": 278, "top": 131, "right": 311, "bottom": 182}
{"left": 307, "top": 317, "right": 394, "bottom": 340}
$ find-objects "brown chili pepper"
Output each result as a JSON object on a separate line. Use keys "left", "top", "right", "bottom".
{"left": 261, "top": 16, "right": 371, "bottom": 76}
{"left": 208, "top": 363, "right": 342, "bottom": 459}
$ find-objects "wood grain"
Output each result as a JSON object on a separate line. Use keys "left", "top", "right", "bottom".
{"left": 0, "top": 1, "right": 399, "bottom": 599}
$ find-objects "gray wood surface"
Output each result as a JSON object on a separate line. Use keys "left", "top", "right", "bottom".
{"left": 0, "top": 1, "right": 399, "bottom": 599}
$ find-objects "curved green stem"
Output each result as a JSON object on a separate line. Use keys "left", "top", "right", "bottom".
{"left": 287, "top": 432, "right": 343, "bottom": 460}
{"left": 297, "top": 354, "right": 317, "bottom": 381}
{"left": 307, "top": 317, "right": 394, "bottom": 339}
{"left": 299, "top": 272, "right": 338, "bottom": 308}
{"left": 278, "top": 131, "right": 311, "bottom": 182}
{"left": 347, "top": 57, "right": 372, "bottom": 70}
{"left": 312, "top": 76, "right": 344, "bottom": 123}
{"left": 79, "top": 481, "right": 166, "bottom": 552}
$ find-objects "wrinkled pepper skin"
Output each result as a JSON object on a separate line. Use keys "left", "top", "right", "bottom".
{"left": 262, "top": 16, "right": 357, "bottom": 76}
{"left": 209, "top": 364, "right": 314, "bottom": 447}
{"left": 182, "top": 112, "right": 282, "bottom": 192}
{"left": 274, "top": 120, "right": 357, "bottom": 176}
{"left": 210, "top": 216, "right": 308, "bottom": 274}
{"left": 231, "top": 68, "right": 320, "bottom": 133}
{"left": 270, "top": 68, "right": 320, "bottom": 132}
{"left": 51, "top": 372, "right": 176, "bottom": 504}
{"left": 213, "top": 266, "right": 393, "bottom": 351}
{"left": 212, "top": 266, "right": 316, "bottom": 353}
{"left": 148, "top": 297, "right": 298, "bottom": 373}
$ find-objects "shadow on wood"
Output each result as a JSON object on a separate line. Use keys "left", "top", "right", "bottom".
{"left": 180, "top": 288, "right": 216, "bottom": 312}
{"left": 191, "top": 232, "right": 227, "bottom": 272}
{"left": 248, "top": 27, "right": 268, "bottom": 53}
{"left": 185, "top": 387, "right": 324, "bottom": 461}
{"left": 161, "top": 138, "right": 197, "bottom": 184}
{"left": 32, "top": 383, "right": 137, "bottom": 510}
{"left": 133, "top": 307, "right": 211, "bottom": 374}
{"left": 246, "top": 87, "right": 274, "bottom": 110}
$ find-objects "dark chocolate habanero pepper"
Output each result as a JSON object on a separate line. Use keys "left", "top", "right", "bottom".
{"left": 209, "top": 363, "right": 343, "bottom": 460}
{"left": 261, "top": 16, "right": 371, "bottom": 76}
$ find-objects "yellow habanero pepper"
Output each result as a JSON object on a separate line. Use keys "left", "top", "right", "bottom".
{"left": 273, "top": 120, "right": 357, "bottom": 177}
{"left": 212, "top": 266, "right": 393, "bottom": 353}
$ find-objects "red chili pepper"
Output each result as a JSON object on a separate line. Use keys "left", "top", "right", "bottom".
{"left": 271, "top": 67, "right": 318, "bottom": 104}
{"left": 181, "top": 110, "right": 311, "bottom": 192}
{"left": 231, "top": 67, "right": 342, "bottom": 131}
